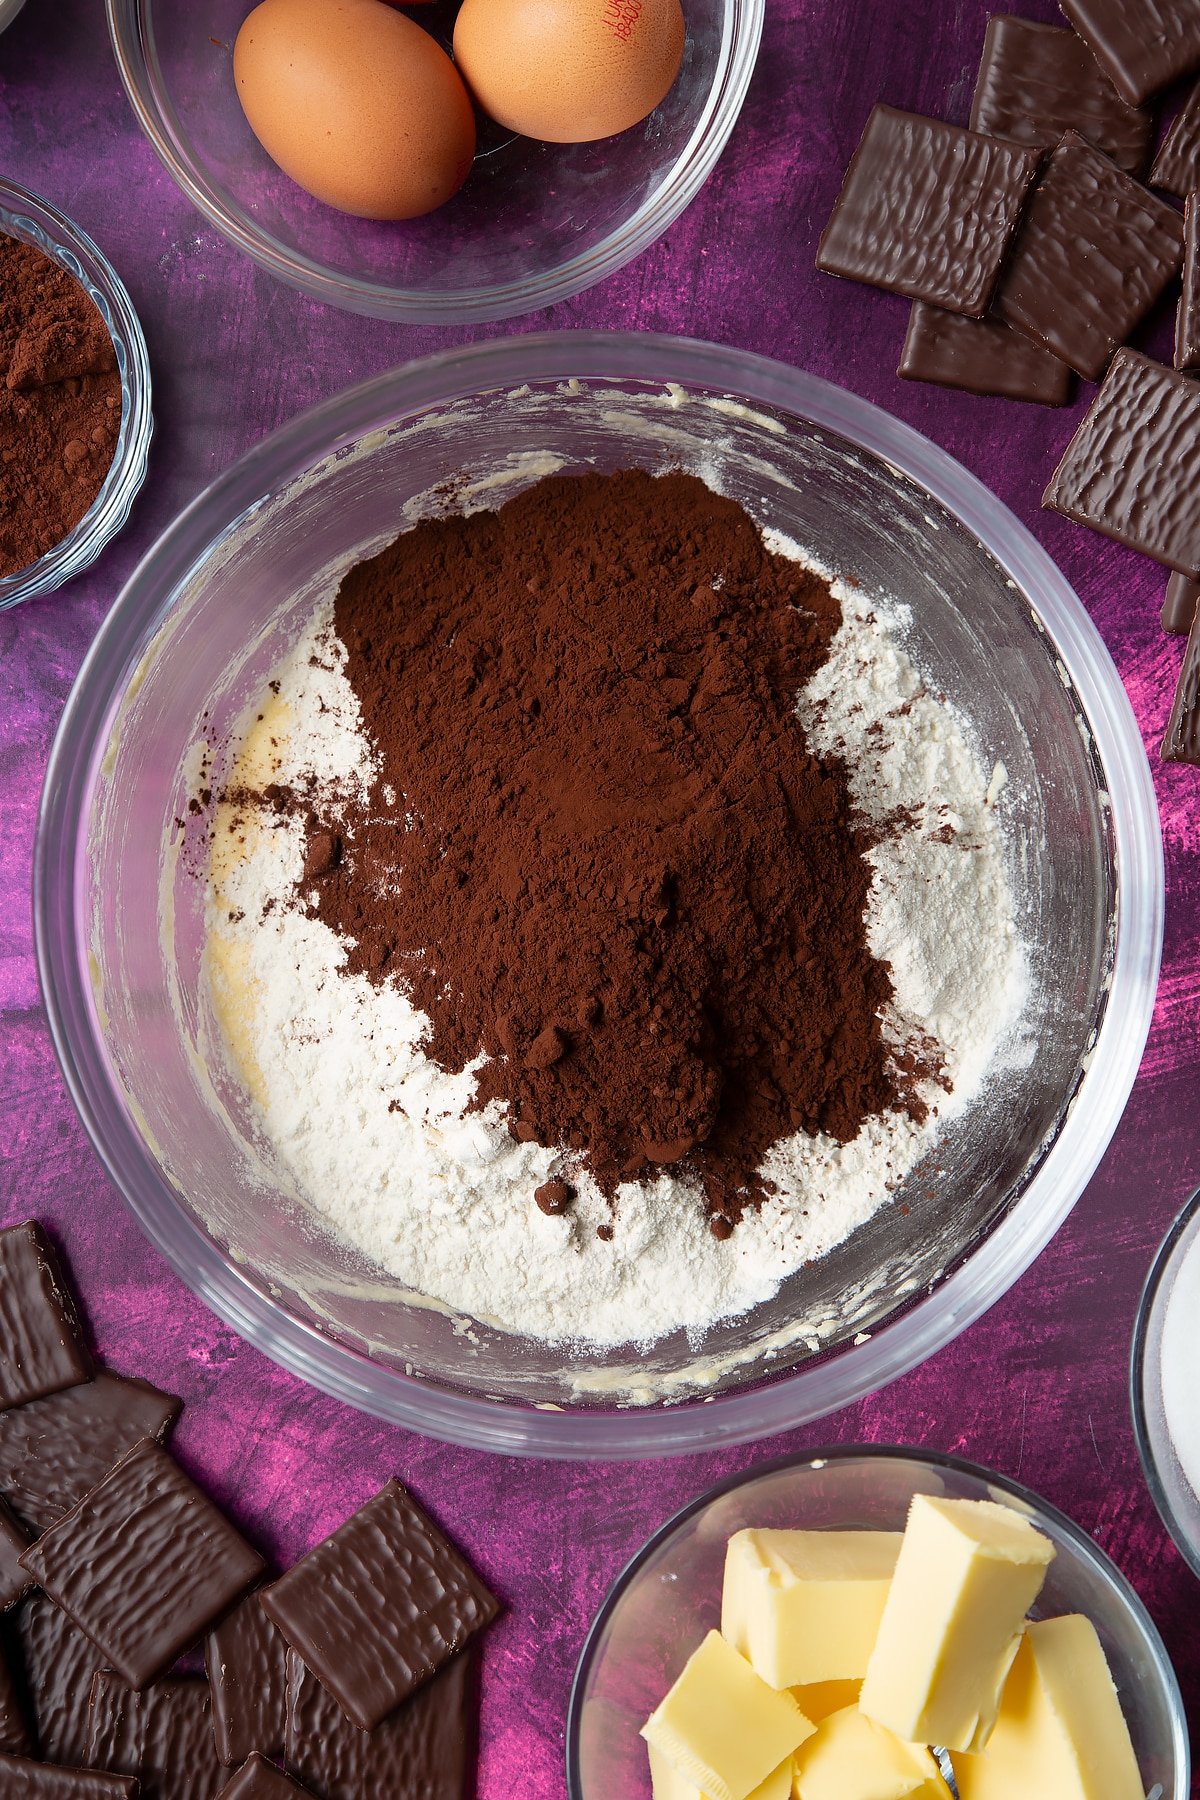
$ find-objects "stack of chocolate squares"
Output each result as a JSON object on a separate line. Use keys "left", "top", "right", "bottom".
{"left": 816, "top": 5, "right": 1200, "bottom": 765}
{"left": 0, "top": 1221, "right": 498, "bottom": 1799}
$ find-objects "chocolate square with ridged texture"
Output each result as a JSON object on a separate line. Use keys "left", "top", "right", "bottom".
{"left": 0, "top": 1223, "right": 91, "bottom": 1411}
{"left": 285, "top": 1647, "right": 474, "bottom": 1800}
{"left": 1044, "top": 350, "right": 1200, "bottom": 573}
{"left": 88, "top": 1670, "right": 228, "bottom": 1800}
{"left": 1177, "top": 194, "right": 1200, "bottom": 370}
{"left": 1163, "top": 601, "right": 1200, "bottom": 762}
{"left": 899, "top": 302, "right": 1073, "bottom": 403}
{"left": 817, "top": 105, "right": 1041, "bottom": 316}
{"left": 0, "top": 1371, "right": 181, "bottom": 1536}
{"left": 1059, "top": 0, "right": 1200, "bottom": 106}
{"left": 206, "top": 1592, "right": 288, "bottom": 1765}
{"left": 261, "top": 1482, "right": 497, "bottom": 1733}
{"left": 19, "top": 1439, "right": 264, "bottom": 1690}
{"left": 995, "top": 130, "right": 1182, "bottom": 379}
{"left": 13, "top": 1589, "right": 109, "bottom": 1766}
{"left": 1151, "top": 79, "right": 1200, "bottom": 195}
{"left": 0, "top": 1639, "right": 33, "bottom": 1756}
{"left": 0, "top": 1756, "right": 136, "bottom": 1799}
{"left": 217, "top": 1754, "right": 316, "bottom": 1800}
{"left": 1164, "top": 572, "right": 1200, "bottom": 633}
{"left": 0, "top": 1495, "right": 33, "bottom": 1611}
{"left": 970, "top": 14, "right": 1152, "bottom": 174}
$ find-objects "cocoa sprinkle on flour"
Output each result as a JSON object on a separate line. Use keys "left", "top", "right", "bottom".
{"left": 204, "top": 469, "right": 1027, "bottom": 1349}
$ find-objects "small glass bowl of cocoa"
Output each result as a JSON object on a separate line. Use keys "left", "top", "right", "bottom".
{"left": 0, "top": 176, "right": 152, "bottom": 610}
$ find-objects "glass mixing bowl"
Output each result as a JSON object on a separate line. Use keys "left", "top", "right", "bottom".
{"left": 0, "top": 178, "right": 152, "bottom": 611}
{"left": 1131, "top": 1187, "right": 1200, "bottom": 1581}
{"left": 105, "top": 0, "right": 763, "bottom": 322}
{"left": 566, "top": 1447, "right": 1190, "bottom": 1800}
{"left": 35, "top": 332, "right": 1162, "bottom": 1457}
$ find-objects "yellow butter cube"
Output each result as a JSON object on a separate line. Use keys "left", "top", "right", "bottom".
{"left": 950, "top": 1616, "right": 1143, "bottom": 1800}
{"left": 859, "top": 1496, "right": 1054, "bottom": 1751}
{"left": 641, "top": 1630, "right": 815, "bottom": 1800}
{"left": 789, "top": 1678, "right": 862, "bottom": 1722}
{"left": 791, "top": 1705, "right": 951, "bottom": 1800}
{"left": 648, "top": 1744, "right": 795, "bottom": 1800}
{"left": 722, "top": 1529, "right": 902, "bottom": 1686}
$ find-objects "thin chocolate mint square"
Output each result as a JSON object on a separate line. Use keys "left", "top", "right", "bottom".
{"left": 1151, "top": 79, "right": 1200, "bottom": 195}
{"left": 970, "top": 14, "right": 1152, "bottom": 174}
{"left": 995, "top": 130, "right": 1182, "bottom": 379}
{"left": 13, "top": 1588, "right": 110, "bottom": 1766}
{"left": 217, "top": 1754, "right": 316, "bottom": 1800}
{"left": 0, "top": 1222, "right": 91, "bottom": 1411}
{"left": 285, "top": 1647, "right": 474, "bottom": 1800}
{"left": 206, "top": 1592, "right": 288, "bottom": 1766}
{"left": 1177, "top": 194, "right": 1200, "bottom": 371}
{"left": 0, "top": 1640, "right": 33, "bottom": 1757}
{"left": 0, "top": 1495, "right": 33, "bottom": 1611}
{"left": 1059, "top": 0, "right": 1200, "bottom": 106}
{"left": 1163, "top": 572, "right": 1200, "bottom": 633}
{"left": 817, "top": 105, "right": 1041, "bottom": 316}
{"left": 1163, "top": 601, "right": 1200, "bottom": 763}
{"left": 19, "top": 1439, "right": 264, "bottom": 1690}
{"left": 1044, "top": 350, "right": 1200, "bottom": 574}
{"left": 0, "top": 1757, "right": 136, "bottom": 1799}
{"left": 0, "top": 1369, "right": 181, "bottom": 1535}
{"left": 898, "top": 302, "right": 1073, "bottom": 404}
{"left": 88, "top": 1670, "right": 229, "bottom": 1800}
{"left": 260, "top": 1482, "right": 498, "bottom": 1734}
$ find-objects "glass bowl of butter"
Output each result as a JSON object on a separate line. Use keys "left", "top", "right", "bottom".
{"left": 567, "top": 1446, "right": 1188, "bottom": 1800}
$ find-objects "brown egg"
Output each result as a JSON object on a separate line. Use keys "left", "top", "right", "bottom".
{"left": 234, "top": 0, "right": 476, "bottom": 219}
{"left": 452, "top": 0, "right": 686, "bottom": 143}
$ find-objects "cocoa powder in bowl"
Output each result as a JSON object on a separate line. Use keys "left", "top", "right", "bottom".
{"left": 284, "top": 470, "right": 932, "bottom": 1231}
{"left": 0, "top": 232, "right": 121, "bottom": 579}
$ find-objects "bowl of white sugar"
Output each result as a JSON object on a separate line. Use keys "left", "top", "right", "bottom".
{"left": 35, "top": 332, "right": 1163, "bottom": 1456}
{"left": 1132, "top": 1187, "right": 1200, "bottom": 1580}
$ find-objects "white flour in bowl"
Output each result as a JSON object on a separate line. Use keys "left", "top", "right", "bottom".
{"left": 203, "top": 565, "right": 1027, "bottom": 1351}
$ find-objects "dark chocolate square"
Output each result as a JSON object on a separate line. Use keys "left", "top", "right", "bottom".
{"left": 995, "top": 130, "right": 1182, "bottom": 379}
{"left": 285, "top": 1648, "right": 474, "bottom": 1800}
{"left": 19, "top": 1439, "right": 264, "bottom": 1690}
{"left": 1059, "top": 0, "right": 1200, "bottom": 106}
{"left": 0, "top": 1639, "right": 33, "bottom": 1757}
{"left": 206, "top": 1592, "right": 288, "bottom": 1766}
{"left": 217, "top": 1754, "right": 316, "bottom": 1800}
{"left": 1163, "top": 601, "right": 1200, "bottom": 763}
{"left": 817, "top": 105, "right": 1041, "bottom": 316}
{"left": 0, "top": 1756, "right": 136, "bottom": 1799}
{"left": 12, "top": 1589, "right": 109, "bottom": 1766}
{"left": 88, "top": 1670, "right": 229, "bottom": 1800}
{"left": 0, "top": 1370, "right": 181, "bottom": 1536}
{"left": 1044, "top": 350, "right": 1200, "bottom": 574}
{"left": 261, "top": 1482, "right": 497, "bottom": 1734}
{"left": 1151, "top": 79, "right": 1200, "bottom": 195}
{"left": 1177, "top": 193, "right": 1200, "bottom": 370}
{"left": 898, "top": 302, "right": 1073, "bottom": 403}
{"left": 970, "top": 14, "right": 1152, "bottom": 174}
{"left": 0, "top": 1496, "right": 33, "bottom": 1611}
{"left": 1164, "top": 572, "right": 1200, "bottom": 633}
{"left": 0, "top": 1223, "right": 91, "bottom": 1411}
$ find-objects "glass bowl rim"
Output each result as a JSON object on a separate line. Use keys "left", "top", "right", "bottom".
{"left": 1130, "top": 1185, "right": 1200, "bottom": 1580}
{"left": 0, "top": 175, "right": 153, "bottom": 610}
{"left": 564, "top": 1441, "right": 1191, "bottom": 1800}
{"left": 34, "top": 329, "right": 1164, "bottom": 1458}
{"left": 103, "top": 0, "right": 766, "bottom": 324}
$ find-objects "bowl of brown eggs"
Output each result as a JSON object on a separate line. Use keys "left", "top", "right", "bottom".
{"left": 106, "top": 0, "right": 762, "bottom": 322}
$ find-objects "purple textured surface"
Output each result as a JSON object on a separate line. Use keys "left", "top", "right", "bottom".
{"left": 0, "top": 2, "right": 1198, "bottom": 1797}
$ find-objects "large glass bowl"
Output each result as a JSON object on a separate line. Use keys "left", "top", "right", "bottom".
{"left": 0, "top": 178, "right": 152, "bottom": 611}
{"left": 35, "top": 332, "right": 1162, "bottom": 1457}
{"left": 105, "top": 0, "right": 763, "bottom": 322}
{"left": 566, "top": 1448, "right": 1189, "bottom": 1799}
